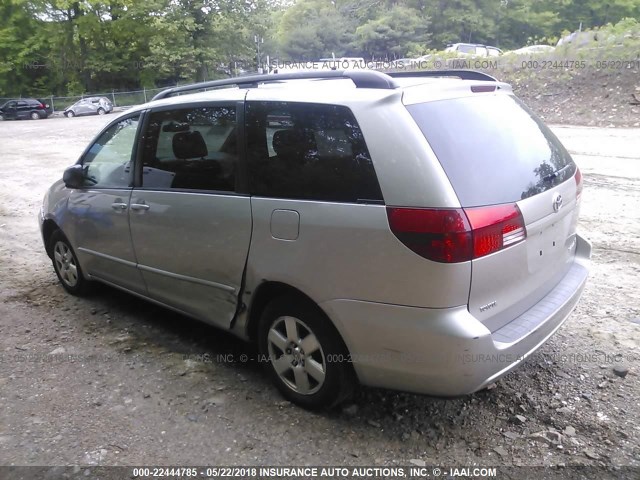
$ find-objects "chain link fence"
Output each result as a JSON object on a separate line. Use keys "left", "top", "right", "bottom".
{"left": 1, "top": 86, "right": 170, "bottom": 113}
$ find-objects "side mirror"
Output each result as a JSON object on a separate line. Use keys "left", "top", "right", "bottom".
{"left": 63, "top": 164, "right": 85, "bottom": 189}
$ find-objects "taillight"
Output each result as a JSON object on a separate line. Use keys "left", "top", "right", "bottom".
{"left": 465, "top": 204, "right": 526, "bottom": 258}
{"left": 386, "top": 208, "right": 472, "bottom": 263}
{"left": 387, "top": 204, "right": 526, "bottom": 263}
{"left": 575, "top": 167, "right": 583, "bottom": 203}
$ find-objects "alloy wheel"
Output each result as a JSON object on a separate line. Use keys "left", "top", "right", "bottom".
{"left": 53, "top": 240, "right": 79, "bottom": 288}
{"left": 267, "top": 315, "right": 326, "bottom": 395}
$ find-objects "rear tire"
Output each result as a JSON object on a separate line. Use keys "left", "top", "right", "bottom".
{"left": 97, "top": 108, "right": 105, "bottom": 115}
{"left": 258, "top": 296, "right": 355, "bottom": 409}
{"left": 30, "top": 112, "right": 40, "bottom": 120}
{"left": 49, "top": 230, "right": 92, "bottom": 295}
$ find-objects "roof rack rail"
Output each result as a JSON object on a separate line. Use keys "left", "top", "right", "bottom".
{"left": 387, "top": 69, "right": 497, "bottom": 82}
{"left": 152, "top": 70, "right": 398, "bottom": 100}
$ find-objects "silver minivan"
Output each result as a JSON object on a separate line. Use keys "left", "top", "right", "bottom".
{"left": 40, "top": 70, "right": 590, "bottom": 409}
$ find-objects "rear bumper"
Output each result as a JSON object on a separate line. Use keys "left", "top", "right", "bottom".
{"left": 320, "top": 234, "right": 591, "bottom": 397}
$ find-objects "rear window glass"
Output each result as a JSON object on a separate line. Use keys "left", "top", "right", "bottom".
{"left": 407, "top": 94, "right": 576, "bottom": 207}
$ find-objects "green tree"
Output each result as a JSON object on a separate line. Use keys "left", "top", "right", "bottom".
{"left": 275, "top": 0, "right": 357, "bottom": 60}
{"left": 145, "top": 0, "right": 271, "bottom": 83}
{"left": 0, "top": 0, "right": 49, "bottom": 96}
{"left": 355, "top": 4, "right": 430, "bottom": 58}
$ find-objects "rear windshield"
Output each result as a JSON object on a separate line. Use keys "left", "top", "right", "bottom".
{"left": 407, "top": 94, "right": 576, "bottom": 207}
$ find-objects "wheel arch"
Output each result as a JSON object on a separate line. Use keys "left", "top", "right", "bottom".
{"left": 246, "top": 281, "right": 347, "bottom": 352}
{"left": 248, "top": 281, "right": 358, "bottom": 406}
{"left": 247, "top": 282, "right": 306, "bottom": 341}
{"left": 42, "top": 219, "right": 60, "bottom": 258}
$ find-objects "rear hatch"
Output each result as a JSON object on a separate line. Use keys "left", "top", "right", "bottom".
{"left": 406, "top": 91, "right": 582, "bottom": 332}
{"left": 36, "top": 99, "right": 53, "bottom": 116}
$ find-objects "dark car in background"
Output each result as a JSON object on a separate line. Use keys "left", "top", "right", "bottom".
{"left": 64, "top": 97, "right": 113, "bottom": 117}
{"left": 0, "top": 98, "right": 52, "bottom": 120}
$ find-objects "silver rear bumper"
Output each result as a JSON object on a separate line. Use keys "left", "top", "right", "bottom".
{"left": 320, "top": 234, "right": 591, "bottom": 396}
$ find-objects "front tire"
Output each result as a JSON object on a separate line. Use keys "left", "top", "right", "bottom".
{"left": 258, "top": 296, "right": 354, "bottom": 409}
{"left": 49, "top": 230, "right": 91, "bottom": 295}
{"left": 65, "top": 111, "right": 75, "bottom": 118}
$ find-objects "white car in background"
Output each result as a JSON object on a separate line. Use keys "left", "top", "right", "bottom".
{"left": 445, "top": 43, "right": 502, "bottom": 57}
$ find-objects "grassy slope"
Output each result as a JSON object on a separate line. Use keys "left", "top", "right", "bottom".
{"left": 493, "top": 20, "right": 640, "bottom": 127}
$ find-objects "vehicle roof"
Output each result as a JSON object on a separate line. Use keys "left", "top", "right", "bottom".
{"left": 121, "top": 74, "right": 512, "bottom": 117}
{"left": 2, "top": 97, "right": 39, "bottom": 103}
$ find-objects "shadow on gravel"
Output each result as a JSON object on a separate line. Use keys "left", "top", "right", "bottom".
{"left": 56, "top": 282, "right": 264, "bottom": 376}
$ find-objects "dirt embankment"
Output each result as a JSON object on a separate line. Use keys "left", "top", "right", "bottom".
{"left": 498, "top": 64, "right": 640, "bottom": 128}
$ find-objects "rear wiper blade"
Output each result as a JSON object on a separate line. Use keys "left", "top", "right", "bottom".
{"left": 542, "top": 164, "right": 572, "bottom": 183}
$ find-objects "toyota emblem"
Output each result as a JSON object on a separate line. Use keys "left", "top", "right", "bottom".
{"left": 552, "top": 193, "right": 563, "bottom": 212}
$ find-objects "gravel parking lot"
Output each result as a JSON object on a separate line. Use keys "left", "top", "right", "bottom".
{"left": 0, "top": 115, "right": 638, "bottom": 473}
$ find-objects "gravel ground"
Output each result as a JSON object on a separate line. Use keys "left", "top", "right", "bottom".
{"left": 0, "top": 114, "right": 638, "bottom": 474}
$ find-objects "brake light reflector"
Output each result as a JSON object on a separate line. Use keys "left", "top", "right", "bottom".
{"left": 470, "top": 85, "right": 496, "bottom": 93}
{"left": 387, "top": 204, "right": 526, "bottom": 263}
{"left": 575, "top": 167, "right": 583, "bottom": 203}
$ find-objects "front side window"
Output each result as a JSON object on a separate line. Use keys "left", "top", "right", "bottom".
{"left": 246, "top": 102, "right": 382, "bottom": 203}
{"left": 82, "top": 115, "right": 139, "bottom": 188}
{"left": 141, "top": 106, "right": 237, "bottom": 192}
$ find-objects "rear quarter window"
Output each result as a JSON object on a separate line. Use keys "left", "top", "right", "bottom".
{"left": 246, "top": 101, "right": 383, "bottom": 203}
{"left": 407, "top": 94, "right": 576, "bottom": 207}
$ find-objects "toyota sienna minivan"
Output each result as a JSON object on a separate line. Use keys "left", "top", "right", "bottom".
{"left": 40, "top": 69, "right": 590, "bottom": 408}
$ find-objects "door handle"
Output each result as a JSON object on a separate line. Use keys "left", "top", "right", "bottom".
{"left": 111, "top": 202, "right": 128, "bottom": 210}
{"left": 130, "top": 203, "right": 150, "bottom": 211}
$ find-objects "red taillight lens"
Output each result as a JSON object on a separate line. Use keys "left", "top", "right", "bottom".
{"left": 386, "top": 207, "right": 472, "bottom": 263}
{"left": 465, "top": 204, "right": 526, "bottom": 258}
{"left": 575, "top": 167, "right": 583, "bottom": 202}
{"left": 387, "top": 204, "right": 526, "bottom": 263}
